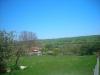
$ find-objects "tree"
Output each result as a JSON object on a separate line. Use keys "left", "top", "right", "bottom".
{"left": 14, "top": 31, "right": 37, "bottom": 66}
{"left": 0, "top": 30, "right": 15, "bottom": 73}
{"left": 0, "top": 30, "right": 38, "bottom": 73}
{"left": 19, "top": 31, "right": 37, "bottom": 51}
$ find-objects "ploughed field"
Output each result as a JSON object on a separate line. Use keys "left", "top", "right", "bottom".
{"left": 4, "top": 55, "right": 96, "bottom": 75}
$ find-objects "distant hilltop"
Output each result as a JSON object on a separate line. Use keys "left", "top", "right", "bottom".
{"left": 39, "top": 35, "right": 100, "bottom": 42}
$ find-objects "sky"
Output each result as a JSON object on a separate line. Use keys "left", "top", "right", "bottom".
{"left": 0, "top": 0, "right": 100, "bottom": 39}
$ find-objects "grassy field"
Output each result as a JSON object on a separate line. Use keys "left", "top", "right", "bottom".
{"left": 4, "top": 55, "right": 96, "bottom": 75}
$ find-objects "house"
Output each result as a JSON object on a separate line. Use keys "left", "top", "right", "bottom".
{"left": 29, "top": 47, "right": 42, "bottom": 56}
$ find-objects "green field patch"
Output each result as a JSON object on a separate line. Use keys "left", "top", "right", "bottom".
{"left": 4, "top": 55, "right": 96, "bottom": 75}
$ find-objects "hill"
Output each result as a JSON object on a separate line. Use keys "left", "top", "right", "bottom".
{"left": 39, "top": 35, "right": 100, "bottom": 55}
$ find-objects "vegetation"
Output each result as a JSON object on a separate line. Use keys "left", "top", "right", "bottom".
{"left": 0, "top": 30, "right": 37, "bottom": 73}
{"left": 0, "top": 30, "right": 99, "bottom": 75}
{"left": 40, "top": 35, "right": 100, "bottom": 56}
{"left": 0, "top": 31, "right": 15, "bottom": 73}
{"left": 15, "top": 31, "right": 37, "bottom": 66}
{"left": 3, "top": 55, "right": 96, "bottom": 75}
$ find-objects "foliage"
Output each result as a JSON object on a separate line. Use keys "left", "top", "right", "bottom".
{"left": 0, "top": 30, "right": 15, "bottom": 73}
{"left": 0, "top": 30, "right": 38, "bottom": 73}
{"left": 40, "top": 35, "right": 100, "bottom": 55}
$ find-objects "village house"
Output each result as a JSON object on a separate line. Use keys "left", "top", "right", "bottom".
{"left": 29, "top": 47, "right": 42, "bottom": 56}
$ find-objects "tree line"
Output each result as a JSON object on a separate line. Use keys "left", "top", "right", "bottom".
{"left": 40, "top": 35, "right": 100, "bottom": 56}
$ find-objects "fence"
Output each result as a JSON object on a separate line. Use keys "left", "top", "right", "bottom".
{"left": 94, "top": 57, "right": 99, "bottom": 75}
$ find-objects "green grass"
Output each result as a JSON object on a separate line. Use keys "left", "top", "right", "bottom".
{"left": 5, "top": 55, "right": 96, "bottom": 75}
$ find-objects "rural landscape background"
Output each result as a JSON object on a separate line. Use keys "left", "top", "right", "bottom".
{"left": 0, "top": 0, "right": 100, "bottom": 75}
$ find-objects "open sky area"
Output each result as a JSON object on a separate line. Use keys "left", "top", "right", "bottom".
{"left": 0, "top": 0, "right": 100, "bottom": 39}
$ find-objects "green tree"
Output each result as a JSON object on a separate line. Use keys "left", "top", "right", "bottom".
{"left": 0, "top": 30, "right": 15, "bottom": 73}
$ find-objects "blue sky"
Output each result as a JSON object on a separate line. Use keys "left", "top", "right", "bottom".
{"left": 0, "top": 0, "right": 100, "bottom": 39}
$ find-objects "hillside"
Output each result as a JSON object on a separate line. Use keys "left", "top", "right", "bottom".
{"left": 39, "top": 35, "right": 100, "bottom": 43}
{"left": 39, "top": 35, "right": 100, "bottom": 55}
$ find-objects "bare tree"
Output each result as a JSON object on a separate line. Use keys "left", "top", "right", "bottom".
{"left": 19, "top": 31, "right": 37, "bottom": 41}
{"left": 19, "top": 31, "right": 37, "bottom": 51}
{"left": 14, "top": 31, "right": 37, "bottom": 67}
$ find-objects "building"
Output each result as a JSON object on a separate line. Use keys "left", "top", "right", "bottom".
{"left": 29, "top": 47, "right": 42, "bottom": 56}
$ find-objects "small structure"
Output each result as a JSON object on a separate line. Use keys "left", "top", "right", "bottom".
{"left": 29, "top": 47, "right": 42, "bottom": 56}
{"left": 20, "top": 66, "right": 27, "bottom": 70}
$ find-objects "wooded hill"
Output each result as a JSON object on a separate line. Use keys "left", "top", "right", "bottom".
{"left": 39, "top": 35, "right": 100, "bottom": 56}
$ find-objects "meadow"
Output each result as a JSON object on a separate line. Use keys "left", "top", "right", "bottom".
{"left": 4, "top": 55, "right": 96, "bottom": 75}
